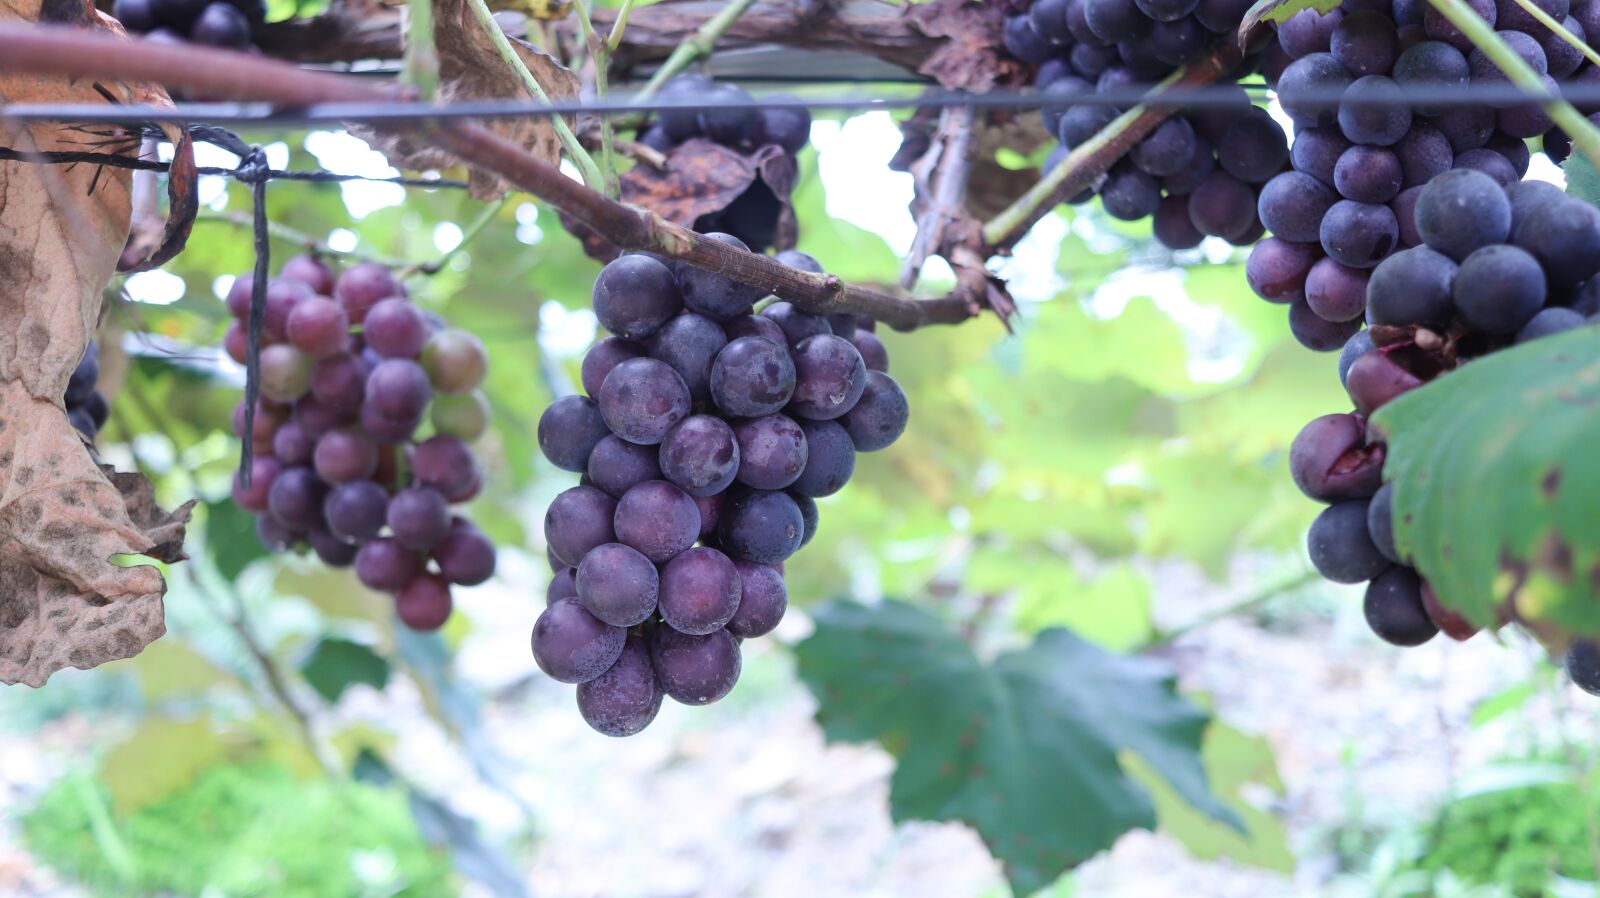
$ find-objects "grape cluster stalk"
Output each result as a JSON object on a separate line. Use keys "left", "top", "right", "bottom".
{"left": 534, "top": 246, "right": 908, "bottom": 737}
{"left": 1250, "top": 0, "right": 1598, "bottom": 349}
{"left": 112, "top": 0, "right": 261, "bottom": 51}
{"left": 1002, "top": 0, "right": 1291, "bottom": 248}
{"left": 632, "top": 74, "right": 813, "bottom": 252}
{"left": 226, "top": 256, "right": 498, "bottom": 633}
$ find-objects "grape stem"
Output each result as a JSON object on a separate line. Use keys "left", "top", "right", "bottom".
{"left": 399, "top": 196, "right": 507, "bottom": 277}
{"left": 0, "top": 25, "right": 976, "bottom": 330}
{"left": 981, "top": 43, "right": 1243, "bottom": 250}
{"left": 1142, "top": 568, "right": 1321, "bottom": 647}
{"left": 635, "top": 0, "right": 760, "bottom": 100}
{"left": 1427, "top": 0, "right": 1600, "bottom": 166}
{"left": 569, "top": 0, "right": 621, "bottom": 197}
{"left": 402, "top": 0, "right": 440, "bottom": 99}
{"left": 902, "top": 104, "right": 977, "bottom": 289}
{"left": 462, "top": 0, "right": 608, "bottom": 193}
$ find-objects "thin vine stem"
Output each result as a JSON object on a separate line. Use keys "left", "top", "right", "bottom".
{"left": 403, "top": 0, "right": 439, "bottom": 98}
{"left": 398, "top": 196, "right": 507, "bottom": 277}
{"left": 636, "top": 0, "right": 760, "bottom": 99}
{"left": 605, "top": 0, "right": 637, "bottom": 52}
{"left": 1142, "top": 569, "right": 1321, "bottom": 648}
{"left": 1510, "top": 0, "right": 1600, "bottom": 68}
{"left": 571, "top": 0, "right": 621, "bottom": 197}
{"left": 1428, "top": 0, "right": 1600, "bottom": 165}
{"left": 463, "top": 0, "right": 607, "bottom": 191}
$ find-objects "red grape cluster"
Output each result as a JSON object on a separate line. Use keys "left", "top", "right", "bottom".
{"left": 1004, "top": 0, "right": 1290, "bottom": 248}
{"left": 226, "top": 256, "right": 497, "bottom": 632}
{"left": 1249, "top": 0, "right": 1592, "bottom": 348}
{"left": 1288, "top": 169, "right": 1600, "bottom": 674}
{"left": 533, "top": 245, "right": 908, "bottom": 736}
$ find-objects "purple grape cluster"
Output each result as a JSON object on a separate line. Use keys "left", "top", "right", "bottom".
{"left": 226, "top": 256, "right": 497, "bottom": 633}
{"left": 635, "top": 75, "right": 812, "bottom": 251}
{"left": 112, "top": 0, "right": 261, "bottom": 49}
{"left": 64, "top": 341, "right": 110, "bottom": 443}
{"left": 1250, "top": 0, "right": 1592, "bottom": 347}
{"left": 533, "top": 246, "right": 908, "bottom": 737}
{"left": 1003, "top": 0, "right": 1290, "bottom": 248}
{"left": 1289, "top": 169, "right": 1600, "bottom": 652}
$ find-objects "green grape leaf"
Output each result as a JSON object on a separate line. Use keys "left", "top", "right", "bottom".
{"left": 1125, "top": 722, "right": 1294, "bottom": 872}
{"left": 1565, "top": 152, "right": 1600, "bottom": 206}
{"left": 1240, "top": 0, "right": 1339, "bottom": 33}
{"left": 1372, "top": 326, "right": 1600, "bottom": 636}
{"left": 299, "top": 637, "right": 391, "bottom": 703}
{"left": 795, "top": 600, "right": 1235, "bottom": 896}
{"left": 206, "top": 499, "right": 267, "bottom": 581}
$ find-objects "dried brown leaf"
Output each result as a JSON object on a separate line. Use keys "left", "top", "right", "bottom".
{"left": 356, "top": 3, "right": 580, "bottom": 199}
{"left": 0, "top": 0, "right": 194, "bottom": 687}
{"left": 905, "top": 0, "right": 1030, "bottom": 93}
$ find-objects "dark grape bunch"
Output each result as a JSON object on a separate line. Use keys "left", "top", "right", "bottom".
{"left": 1002, "top": 0, "right": 1290, "bottom": 248}
{"left": 1289, "top": 170, "right": 1599, "bottom": 659}
{"left": 533, "top": 245, "right": 908, "bottom": 737}
{"left": 635, "top": 74, "right": 812, "bottom": 251}
{"left": 64, "top": 341, "right": 110, "bottom": 443}
{"left": 226, "top": 256, "right": 498, "bottom": 633}
{"left": 112, "top": 0, "right": 262, "bottom": 49}
{"left": 1251, "top": 0, "right": 1594, "bottom": 348}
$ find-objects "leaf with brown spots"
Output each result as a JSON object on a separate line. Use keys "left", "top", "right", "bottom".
{"left": 904, "top": 0, "right": 1031, "bottom": 93}
{"left": 795, "top": 600, "right": 1233, "bottom": 896}
{"left": 1373, "top": 325, "right": 1600, "bottom": 642}
{"left": 352, "top": 2, "right": 579, "bottom": 199}
{"left": 0, "top": 0, "right": 194, "bottom": 687}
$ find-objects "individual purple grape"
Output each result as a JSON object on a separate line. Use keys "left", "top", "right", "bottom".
{"left": 695, "top": 493, "right": 723, "bottom": 539}
{"left": 1308, "top": 499, "right": 1391, "bottom": 583}
{"left": 718, "top": 490, "right": 804, "bottom": 564}
{"left": 598, "top": 358, "right": 692, "bottom": 446}
{"left": 658, "top": 547, "right": 742, "bottom": 636}
{"left": 726, "top": 561, "right": 787, "bottom": 639}
{"left": 267, "top": 466, "right": 326, "bottom": 530}
{"left": 614, "top": 480, "right": 700, "bottom": 564}
{"left": 1190, "top": 171, "right": 1261, "bottom": 240}
{"left": 272, "top": 421, "right": 315, "bottom": 467}
{"left": 397, "top": 573, "right": 454, "bottom": 631}
{"left": 365, "top": 359, "right": 431, "bottom": 421}
{"left": 1320, "top": 200, "right": 1399, "bottom": 269}
{"left": 536, "top": 394, "right": 609, "bottom": 473}
{"left": 792, "top": 491, "right": 818, "bottom": 547}
{"left": 1154, "top": 195, "right": 1205, "bottom": 250}
{"left": 363, "top": 298, "right": 429, "bottom": 359}
{"left": 850, "top": 331, "right": 889, "bottom": 373}
{"left": 286, "top": 296, "right": 350, "bottom": 359}
{"left": 576, "top": 542, "right": 660, "bottom": 627}
{"left": 433, "top": 519, "right": 496, "bottom": 586}
{"left": 412, "top": 434, "right": 480, "bottom": 499}
{"left": 261, "top": 279, "right": 309, "bottom": 343}
{"left": 1289, "top": 300, "right": 1363, "bottom": 351}
{"left": 1278, "top": 53, "right": 1353, "bottom": 129}
{"left": 387, "top": 486, "right": 451, "bottom": 551}
{"left": 359, "top": 406, "right": 421, "bottom": 444}
{"left": 232, "top": 456, "right": 281, "bottom": 511}
{"left": 679, "top": 233, "right": 766, "bottom": 321}
{"left": 791, "top": 419, "right": 855, "bottom": 497}
{"left": 1364, "top": 567, "right": 1438, "bottom": 646}
{"left": 311, "top": 427, "right": 377, "bottom": 485}
{"left": 591, "top": 254, "right": 682, "bottom": 340}
{"left": 1246, "top": 238, "right": 1321, "bottom": 304}
{"left": 1217, "top": 107, "right": 1288, "bottom": 183}
{"left": 532, "top": 598, "right": 626, "bottom": 684}
{"left": 335, "top": 262, "right": 400, "bottom": 324}
{"left": 1291, "top": 127, "right": 1352, "bottom": 187}
{"left": 587, "top": 433, "right": 665, "bottom": 498}
{"left": 725, "top": 314, "right": 788, "bottom": 345}
{"left": 355, "top": 537, "right": 421, "bottom": 592}
{"left": 547, "top": 567, "right": 578, "bottom": 605}
{"left": 650, "top": 626, "right": 741, "bottom": 705}
{"left": 324, "top": 479, "right": 389, "bottom": 544}
{"left": 733, "top": 413, "right": 808, "bottom": 490}
{"left": 647, "top": 313, "right": 727, "bottom": 402}
{"left": 658, "top": 415, "right": 740, "bottom": 497}
{"left": 580, "top": 337, "right": 644, "bottom": 398}
{"left": 281, "top": 255, "right": 334, "bottom": 295}
{"left": 710, "top": 336, "right": 797, "bottom": 418}
{"left": 577, "top": 635, "right": 663, "bottom": 737}
{"left": 1305, "top": 258, "right": 1370, "bottom": 322}
{"left": 294, "top": 393, "right": 352, "bottom": 439}
{"left": 1259, "top": 171, "right": 1338, "bottom": 244}
{"left": 256, "top": 514, "right": 301, "bottom": 552}
{"left": 310, "top": 352, "right": 368, "bottom": 415}
{"left": 307, "top": 527, "right": 358, "bottom": 567}
{"left": 788, "top": 334, "right": 867, "bottom": 421}
{"left": 1290, "top": 413, "right": 1385, "bottom": 501}
{"left": 839, "top": 371, "right": 909, "bottom": 452}
{"left": 1423, "top": 0, "right": 1495, "bottom": 49}
{"left": 420, "top": 328, "right": 488, "bottom": 394}
{"left": 762, "top": 302, "right": 833, "bottom": 346}
{"left": 544, "top": 485, "right": 618, "bottom": 567}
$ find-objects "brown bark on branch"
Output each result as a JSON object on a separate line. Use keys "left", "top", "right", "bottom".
{"left": 0, "top": 23, "right": 975, "bottom": 330}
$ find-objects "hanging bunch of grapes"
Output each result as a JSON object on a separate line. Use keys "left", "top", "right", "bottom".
{"left": 111, "top": 0, "right": 262, "bottom": 50}
{"left": 534, "top": 248, "right": 906, "bottom": 737}
{"left": 226, "top": 256, "right": 497, "bottom": 633}
{"left": 1000, "top": 0, "right": 1291, "bottom": 248}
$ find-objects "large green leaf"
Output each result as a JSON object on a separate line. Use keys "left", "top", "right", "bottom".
{"left": 206, "top": 500, "right": 267, "bottom": 581}
{"left": 1373, "top": 326, "right": 1600, "bottom": 635}
{"left": 795, "top": 600, "right": 1234, "bottom": 896}
{"left": 298, "top": 638, "right": 390, "bottom": 703}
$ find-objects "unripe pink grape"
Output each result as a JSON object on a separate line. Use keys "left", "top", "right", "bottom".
{"left": 309, "top": 352, "right": 368, "bottom": 414}
{"left": 420, "top": 328, "right": 488, "bottom": 393}
{"left": 334, "top": 262, "right": 401, "bottom": 324}
{"left": 363, "top": 298, "right": 429, "bottom": 359}
{"left": 224, "top": 321, "right": 249, "bottom": 364}
{"left": 286, "top": 296, "right": 350, "bottom": 359}
{"left": 430, "top": 390, "right": 490, "bottom": 441}
{"left": 259, "top": 344, "right": 313, "bottom": 402}
{"left": 313, "top": 426, "right": 379, "bottom": 484}
{"left": 280, "top": 254, "right": 335, "bottom": 295}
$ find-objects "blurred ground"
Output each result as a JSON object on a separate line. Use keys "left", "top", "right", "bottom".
{"left": 0, "top": 560, "right": 1583, "bottom": 898}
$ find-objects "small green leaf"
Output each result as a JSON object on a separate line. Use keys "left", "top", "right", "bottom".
{"left": 206, "top": 499, "right": 266, "bottom": 581}
{"left": 796, "top": 600, "right": 1234, "bottom": 896}
{"left": 1470, "top": 681, "right": 1540, "bottom": 727}
{"left": 299, "top": 638, "right": 390, "bottom": 703}
{"left": 1240, "top": 0, "right": 1340, "bottom": 33}
{"left": 1372, "top": 326, "right": 1600, "bottom": 636}
{"left": 1565, "top": 152, "right": 1600, "bottom": 205}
